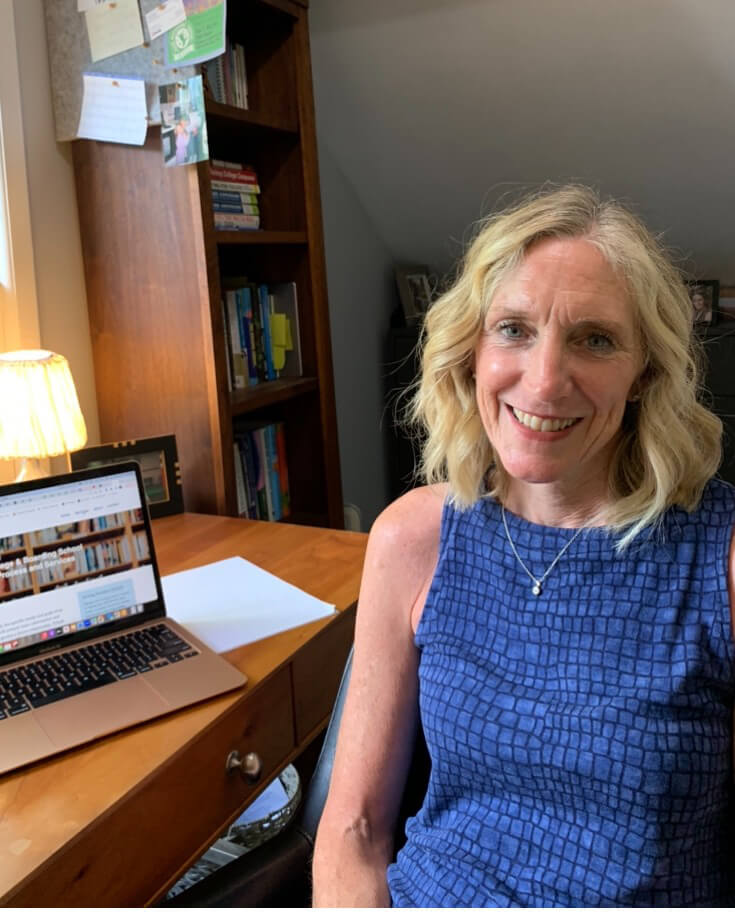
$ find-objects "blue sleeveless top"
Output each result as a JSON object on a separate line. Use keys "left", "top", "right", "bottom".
{"left": 387, "top": 479, "right": 735, "bottom": 907}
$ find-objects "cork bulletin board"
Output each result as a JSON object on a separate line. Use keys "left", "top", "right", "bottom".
{"left": 42, "top": 0, "right": 197, "bottom": 142}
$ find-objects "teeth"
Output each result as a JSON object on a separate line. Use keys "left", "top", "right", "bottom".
{"left": 512, "top": 408, "right": 578, "bottom": 432}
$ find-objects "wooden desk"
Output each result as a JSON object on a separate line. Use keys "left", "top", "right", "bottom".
{"left": 0, "top": 513, "right": 367, "bottom": 906}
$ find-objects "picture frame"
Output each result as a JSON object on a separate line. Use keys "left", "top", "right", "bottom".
{"left": 686, "top": 279, "right": 719, "bottom": 328}
{"left": 70, "top": 435, "right": 184, "bottom": 519}
{"left": 395, "top": 265, "right": 433, "bottom": 325}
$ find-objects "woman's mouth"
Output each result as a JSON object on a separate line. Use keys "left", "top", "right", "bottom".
{"left": 511, "top": 406, "right": 581, "bottom": 432}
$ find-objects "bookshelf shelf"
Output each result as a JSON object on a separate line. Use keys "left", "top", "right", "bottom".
{"left": 230, "top": 377, "right": 318, "bottom": 415}
{"left": 214, "top": 230, "right": 308, "bottom": 246}
{"left": 204, "top": 99, "right": 298, "bottom": 136}
{"left": 73, "top": 0, "right": 343, "bottom": 529}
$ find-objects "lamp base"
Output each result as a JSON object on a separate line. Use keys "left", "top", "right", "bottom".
{"left": 14, "top": 458, "right": 47, "bottom": 483}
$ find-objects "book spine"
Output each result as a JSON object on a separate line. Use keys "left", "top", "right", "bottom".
{"left": 222, "top": 37, "right": 233, "bottom": 105}
{"left": 240, "top": 285, "right": 259, "bottom": 386}
{"left": 211, "top": 167, "right": 258, "bottom": 183}
{"left": 211, "top": 190, "right": 259, "bottom": 205}
{"left": 275, "top": 422, "right": 290, "bottom": 518}
{"left": 258, "top": 284, "right": 275, "bottom": 380}
{"left": 233, "top": 442, "right": 248, "bottom": 515}
{"left": 212, "top": 201, "right": 260, "bottom": 215}
{"left": 225, "top": 290, "right": 246, "bottom": 388}
{"left": 238, "top": 433, "right": 258, "bottom": 518}
{"left": 220, "top": 297, "right": 233, "bottom": 391}
{"left": 211, "top": 179, "right": 261, "bottom": 194}
{"left": 214, "top": 214, "right": 261, "bottom": 231}
{"left": 235, "top": 288, "right": 255, "bottom": 386}
{"left": 257, "top": 428, "right": 274, "bottom": 521}
{"left": 268, "top": 424, "right": 282, "bottom": 520}
{"left": 249, "top": 287, "right": 267, "bottom": 382}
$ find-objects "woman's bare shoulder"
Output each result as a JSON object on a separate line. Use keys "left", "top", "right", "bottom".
{"left": 370, "top": 483, "right": 448, "bottom": 560}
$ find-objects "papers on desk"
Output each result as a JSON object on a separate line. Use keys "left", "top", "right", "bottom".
{"left": 162, "top": 556, "right": 336, "bottom": 653}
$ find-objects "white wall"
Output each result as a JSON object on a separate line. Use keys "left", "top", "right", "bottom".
{"left": 11, "top": 0, "right": 100, "bottom": 448}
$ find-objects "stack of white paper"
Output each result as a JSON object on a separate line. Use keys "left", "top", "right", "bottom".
{"left": 162, "top": 556, "right": 335, "bottom": 652}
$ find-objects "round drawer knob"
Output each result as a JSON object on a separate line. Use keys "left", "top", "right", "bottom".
{"left": 226, "top": 749, "right": 263, "bottom": 783}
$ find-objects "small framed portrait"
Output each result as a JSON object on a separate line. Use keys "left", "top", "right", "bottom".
{"left": 70, "top": 435, "right": 183, "bottom": 519}
{"left": 686, "top": 280, "right": 719, "bottom": 327}
{"left": 395, "top": 265, "right": 433, "bottom": 325}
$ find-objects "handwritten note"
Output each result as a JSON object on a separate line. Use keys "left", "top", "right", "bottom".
{"left": 85, "top": 0, "right": 144, "bottom": 63}
{"left": 145, "top": 0, "right": 187, "bottom": 42}
{"left": 77, "top": 75, "right": 147, "bottom": 145}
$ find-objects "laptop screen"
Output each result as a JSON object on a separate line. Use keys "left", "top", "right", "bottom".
{"left": 0, "top": 465, "right": 164, "bottom": 665}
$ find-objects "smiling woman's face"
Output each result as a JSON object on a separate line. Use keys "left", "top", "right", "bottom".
{"left": 474, "top": 236, "right": 643, "bottom": 500}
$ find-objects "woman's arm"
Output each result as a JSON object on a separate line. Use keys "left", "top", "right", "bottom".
{"left": 312, "top": 485, "right": 445, "bottom": 907}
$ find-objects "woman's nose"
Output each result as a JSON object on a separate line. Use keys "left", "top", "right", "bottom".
{"left": 524, "top": 337, "right": 571, "bottom": 401}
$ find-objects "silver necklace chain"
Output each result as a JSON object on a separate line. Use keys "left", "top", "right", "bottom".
{"left": 501, "top": 505, "right": 585, "bottom": 596}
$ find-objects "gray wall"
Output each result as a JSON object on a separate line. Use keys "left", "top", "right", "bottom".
{"left": 316, "top": 145, "right": 396, "bottom": 530}
{"left": 310, "top": 0, "right": 735, "bottom": 526}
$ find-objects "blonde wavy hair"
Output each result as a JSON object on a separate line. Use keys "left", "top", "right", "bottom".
{"left": 409, "top": 185, "right": 722, "bottom": 547}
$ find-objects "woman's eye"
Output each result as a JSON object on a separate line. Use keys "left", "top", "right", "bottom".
{"left": 498, "top": 323, "right": 525, "bottom": 340}
{"left": 586, "top": 333, "right": 614, "bottom": 351}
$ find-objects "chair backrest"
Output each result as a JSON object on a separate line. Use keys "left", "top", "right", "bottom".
{"left": 298, "top": 646, "right": 431, "bottom": 851}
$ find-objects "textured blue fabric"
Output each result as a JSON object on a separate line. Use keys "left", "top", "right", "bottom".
{"left": 387, "top": 479, "right": 735, "bottom": 907}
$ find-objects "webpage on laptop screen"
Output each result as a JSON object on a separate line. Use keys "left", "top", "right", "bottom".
{"left": 0, "top": 470, "right": 158, "bottom": 658}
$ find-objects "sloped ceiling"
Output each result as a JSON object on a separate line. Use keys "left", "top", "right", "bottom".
{"left": 310, "top": 0, "right": 735, "bottom": 280}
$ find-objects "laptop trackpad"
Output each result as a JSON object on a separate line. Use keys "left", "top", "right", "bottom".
{"left": 0, "top": 714, "right": 57, "bottom": 773}
{"left": 36, "top": 678, "right": 168, "bottom": 750}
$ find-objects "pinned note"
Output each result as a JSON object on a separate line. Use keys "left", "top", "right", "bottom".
{"left": 78, "top": 0, "right": 114, "bottom": 10}
{"left": 77, "top": 74, "right": 148, "bottom": 145}
{"left": 85, "top": 0, "right": 144, "bottom": 63}
{"left": 145, "top": 0, "right": 187, "bottom": 42}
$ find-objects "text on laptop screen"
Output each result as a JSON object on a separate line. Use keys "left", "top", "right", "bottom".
{"left": 0, "top": 470, "right": 157, "bottom": 657}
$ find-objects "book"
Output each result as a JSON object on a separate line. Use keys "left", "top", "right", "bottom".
{"left": 212, "top": 189, "right": 259, "bottom": 206}
{"left": 220, "top": 298, "right": 233, "bottom": 392}
{"left": 214, "top": 213, "right": 260, "bottom": 230}
{"left": 213, "top": 201, "right": 260, "bottom": 215}
{"left": 265, "top": 424, "right": 281, "bottom": 521}
{"left": 225, "top": 291, "right": 246, "bottom": 388}
{"left": 257, "top": 284, "right": 276, "bottom": 380}
{"left": 210, "top": 165, "right": 258, "bottom": 182}
{"left": 275, "top": 423, "right": 290, "bottom": 518}
{"left": 233, "top": 442, "right": 248, "bottom": 515}
{"left": 211, "top": 178, "right": 261, "bottom": 193}
{"left": 237, "top": 286, "right": 258, "bottom": 386}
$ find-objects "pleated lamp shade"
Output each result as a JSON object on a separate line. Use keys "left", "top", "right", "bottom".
{"left": 0, "top": 351, "right": 87, "bottom": 468}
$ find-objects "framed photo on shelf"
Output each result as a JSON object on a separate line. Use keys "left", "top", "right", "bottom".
{"left": 686, "top": 279, "right": 719, "bottom": 327}
{"left": 395, "top": 265, "right": 433, "bottom": 325}
{"left": 70, "top": 435, "right": 183, "bottom": 519}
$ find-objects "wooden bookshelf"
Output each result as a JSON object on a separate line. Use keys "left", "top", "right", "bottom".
{"left": 72, "top": 0, "right": 343, "bottom": 528}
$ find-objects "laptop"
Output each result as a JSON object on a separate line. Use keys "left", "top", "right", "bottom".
{"left": 0, "top": 462, "right": 246, "bottom": 775}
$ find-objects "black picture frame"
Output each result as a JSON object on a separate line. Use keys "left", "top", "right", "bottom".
{"left": 686, "top": 279, "right": 719, "bottom": 328}
{"left": 395, "top": 264, "right": 433, "bottom": 325}
{"left": 70, "top": 435, "right": 183, "bottom": 519}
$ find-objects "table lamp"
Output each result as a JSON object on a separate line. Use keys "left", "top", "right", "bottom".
{"left": 0, "top": 350, "right": 88, "bottom": 482}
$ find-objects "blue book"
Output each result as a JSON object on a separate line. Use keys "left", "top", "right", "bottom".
{"left": 257, "top": 284, "right": 275, "bottom": 380}
{"left": 265, "top": 424, "right": 281, "bottom": 520}
{"left": 236, "top": 287, "right": 258, "bottom": 386}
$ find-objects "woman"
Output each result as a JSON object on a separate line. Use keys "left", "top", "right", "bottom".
{"left": 313, "top": 185, "right": 734, "bottom": 906}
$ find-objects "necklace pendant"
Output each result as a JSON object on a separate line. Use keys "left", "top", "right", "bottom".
{"left": 532, "top": 582, "right": 542, "bottom": 596}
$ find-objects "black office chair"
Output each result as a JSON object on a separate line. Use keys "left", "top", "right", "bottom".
{"left": 163, "top": 648, "right": 430, "bottom": 907}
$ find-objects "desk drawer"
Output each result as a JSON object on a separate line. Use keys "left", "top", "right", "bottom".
{"left": 7, "top": 668, "right": 294, "bottom": 907}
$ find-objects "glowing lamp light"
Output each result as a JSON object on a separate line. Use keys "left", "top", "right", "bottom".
{"left": 0, "top": 350, "right": 87, "bottom": 482}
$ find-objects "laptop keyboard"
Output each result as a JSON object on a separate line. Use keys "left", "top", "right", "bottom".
{"left": 0, "top": 624, "right": 198, "bottom": 720}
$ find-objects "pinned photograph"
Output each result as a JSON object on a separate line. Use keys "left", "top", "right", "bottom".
{"left": 686, "top": 280, "right": 719, "bottom": 327}
{"left": 159, "top": 74, "right": 209, "bottom": 167}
